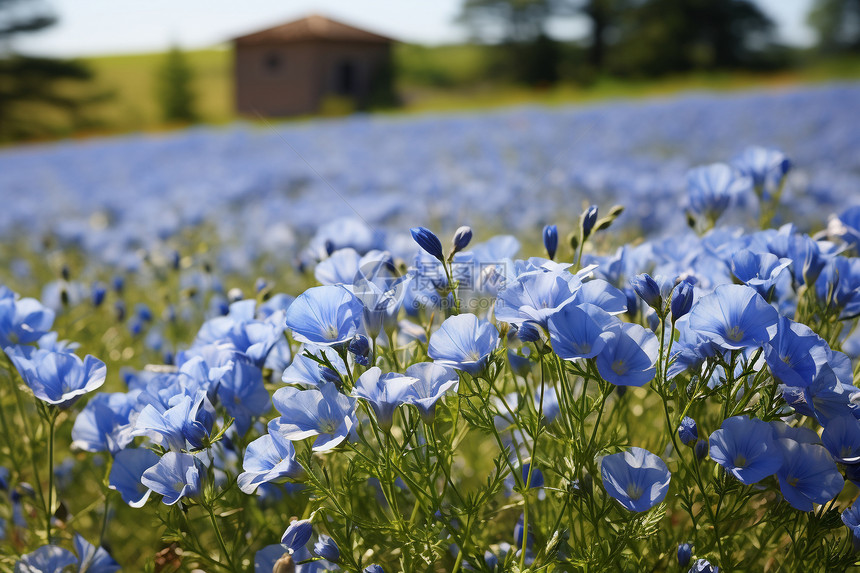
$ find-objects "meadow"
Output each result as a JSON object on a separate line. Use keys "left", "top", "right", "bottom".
{"left": 2, "top": 83, "right": 860, "bottom": 571}
{"left": 75, "top": 45, "right": 860, "bottom": 132}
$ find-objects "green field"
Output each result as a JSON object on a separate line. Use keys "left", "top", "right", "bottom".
{"left": 78, "top": 44, "right": 860, "bottom": 134}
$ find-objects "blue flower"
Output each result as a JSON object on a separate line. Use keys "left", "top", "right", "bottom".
{"left": 548, "top": 303, "right": 620, "bottom": 361}
{"left": 352, "top": 256, "right": 411, "bottom": 338}
{"left": 821, "top": 416, "right": 860, "bottom": 464}
{"left": 595, "top": 323, "right": 658, "bottom": 387}
{"left": 732, "top": 146, "right": 791, "bottom": 197}
{"left": 14, "top": 545, "right": 77, "bottom": 573}
{"left": 281, "top": 518, "right": 313, "bottom": 552}
{"left": 729, "top": 250, "right": 791, "bottom": 299}
{"left": 521, "top": 462, "right": 544, "bottom": 489}
{"left": 429, "top": 314, "right": 499, "bottom": 375}
{"left": 71, "top": 392, "right": 137, "bottom": 455}
{"left": 132, "top": 390, "right": 214, "bottom": 451}
{"left": 352, "top": 367, "right": 416, "bottom": 431}
{"left": 193, "top": 299, "right": 285, "bottom": 367}
{"left": 5, "top": 346, "right": 106, "bottom": 409}
{"left": 213, "top": 355, "right": 271, "bottom": 435}
{"left": 364, "top": 565, "right": 385, "bottom": 573}
{"left": 708, "top": 416, "right": 783, "bottom": 485}
{"left": 543, "top": 225, "right": 558, "bottom": 260}
{"left": 774, "top": 438, "right": 843, "bottom": 512}
{"left": 688, "top": 558, "right": 719, "bottom": 573}
{"left": 678, "top": 543, "right": 692, "bottom": 567}
{"left": 410, "top": 227, "right": 444, "bottom": 262}
{"left": 834, "top": 206, "right": 860, "bottom": 250}
{"left": 141, "top": 451, "right": 202, "bottom": 506}
{"left": 285, "top": 286, "right": 363, "bottom": 347}
{"left": 600, "top": 447, "right": 671, "bottom": 512}
{"left": 763, "top": 316, "right": 829, "bottom": 388}
{"left": 271, "top": 383, "right": 356, "bottom": 452}
{"left": 842, "top": 500, "right": 860, "bottom": 544}
{"left": 74, "top": 534, "right": 121, "bottom": 573}
{"left": 402, "top": 362, "right": 459, "bottom": 423}
{"left": 687, "top": 284, "right": 778, "bottom": 351}
{"left": 238, "top": 429, "right": 303, "bottom": 494}
{"left": 686, "top": 163, "right": 750, "bottom": 223}
{"left": 315, "top": 248, "right": 361, "bottom": 285}
{"left": 109, "top": 448, "right": 159, "bottom": 507}
{"left": 0, "top": 291, "right": 55, "bottom": 347}
{"left": 495, "top": 269, "right": 582, "bottom": 328}
{"left": 815, "top": 256, "right": 860, "bottom": 319}
{"left": 314, "top": 534, "right": 340, "bottom": 562}
{"left": 678, "top": 417, "right": 698, "bottom": 446}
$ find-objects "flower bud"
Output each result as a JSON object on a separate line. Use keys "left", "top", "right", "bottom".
{"left": 281, "top": 518, "right": 313, "bottom": 552}
{"left": 581, "top": 205, "right": 598, "bottom": 238}
{"left": 694, "top": 439, "right": 708, "bottom": 461}
{"left": 517, "top": 321, "right": 541, "bottom": 343}
{"left": 320, "top": 366, "right": 342, "bottom": 386}
{"left": 451, "top": 226, "right": 473, "bottom": 256}
{"left": 410, "top": 227, "right": 444, "bottom": 262}
{"left": 678, "top": 543, "right": 692, "bottom": 567}
{"left": 91, "top": 282, "right": 106, "bottom": 307}
{"left": 348, "top": 335, "right": 371, "bottom": 366}
{"left": 631, "top": 273, "right": 662, "bottom": 312}
{"left": 678, "top": 416, "right": 698, "bottom": 446}
{"left": 543, "top": 224, "right": 558, "bottom": 260}
{"left": 314, "top": 535, "right": 340, "bottom": 562}
{"left": 671, "top": 280, "right": 695, "bottom": 321}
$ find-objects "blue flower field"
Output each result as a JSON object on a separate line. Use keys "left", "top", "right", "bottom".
{"left": 2, "top": 83, "right": 860, "bottom": 572}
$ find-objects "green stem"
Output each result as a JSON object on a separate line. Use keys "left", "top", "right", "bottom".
{"left": 450, "top": 514, "right": 473, "bottom": 573}
{"left": 46, "top": 410, "right": 56, "bottom": 542}
{"left": 100, "top": 490, "right": 112, "bottom": 547}
{"left": 207, "top": 504, "right": 236, "bottom": 572}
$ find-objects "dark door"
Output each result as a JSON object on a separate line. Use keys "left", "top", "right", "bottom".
{"left": 335, "top": 60, "right": 355, "bottom": 95}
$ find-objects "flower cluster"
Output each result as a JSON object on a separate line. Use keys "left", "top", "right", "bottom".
{"left": 4, "top": 135, "right": 860, "bottom": 572}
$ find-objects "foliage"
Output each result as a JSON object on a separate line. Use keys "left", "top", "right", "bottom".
{"left": 156, "top": 46, "right": 198, "bottom": 124}
{"left": 808, "top": 0, "right": 860, "bottom": 53}
{"left": 0, "top": 0, "right": 102, "bottom": 141}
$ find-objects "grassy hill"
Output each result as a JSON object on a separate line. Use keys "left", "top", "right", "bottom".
{"left": 74, "top": 45, "right": 860, "bottom": 134}
{"left": 81, "top": 48, "right": 233, "bottom": 131}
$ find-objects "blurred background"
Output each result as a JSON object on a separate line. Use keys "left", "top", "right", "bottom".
{"left": 1, "top": 0, "right": 858, "bottom": 142}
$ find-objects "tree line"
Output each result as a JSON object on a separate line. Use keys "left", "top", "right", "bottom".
{"left": 457, "top": 0, "right": 860, "bottom": 84}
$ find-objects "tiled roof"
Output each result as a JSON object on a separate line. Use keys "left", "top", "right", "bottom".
{"left": 233, "top": 14, "right": 394, "bottom": 46}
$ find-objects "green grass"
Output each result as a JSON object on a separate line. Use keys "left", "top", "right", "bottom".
{"left": 81, "top": 48, "right": 233, "bottom": 131}
{"left": 73, "top": 46, "right": 860, "bottom": 135}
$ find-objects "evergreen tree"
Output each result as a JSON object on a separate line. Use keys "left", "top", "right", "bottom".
{"left": 157, "top": 46, "right": 197, "bottom": 123}
{"left": 0, "top": 0, "right": 97, "bottom": 141}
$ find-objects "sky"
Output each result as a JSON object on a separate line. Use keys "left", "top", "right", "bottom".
{"left": 16, "top": 0, "right": 817, "bottom": 57}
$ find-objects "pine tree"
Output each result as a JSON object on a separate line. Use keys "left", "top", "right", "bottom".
{"left": 157, "top": 46, "right": 197, "bottom": 123}
{"left": 0, "top": 0, "right": 97, "bottom": 141}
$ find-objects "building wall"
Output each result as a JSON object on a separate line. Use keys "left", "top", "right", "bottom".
{"left": 234, "top": 41, "right": 391, "bottom": 117}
